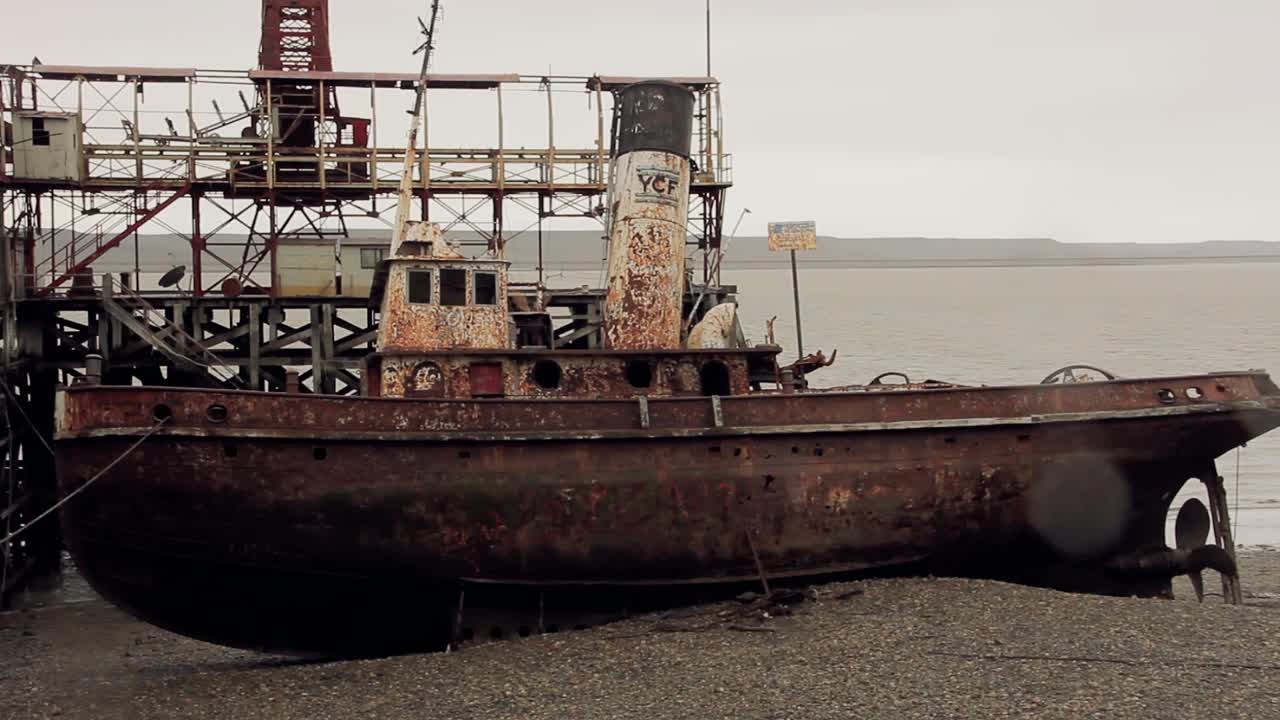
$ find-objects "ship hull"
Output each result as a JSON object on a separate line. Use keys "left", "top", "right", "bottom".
{"left": 54, "top": 373, "right": 1280, "bottom": 655}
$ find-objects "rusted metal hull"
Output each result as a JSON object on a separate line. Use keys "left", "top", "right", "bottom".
{"left": 53, "top": 373, "right": 1280, "bottom": 655}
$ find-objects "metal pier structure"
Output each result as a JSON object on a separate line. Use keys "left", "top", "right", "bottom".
{"left": 0, "top": 1, "right": 735, "bottom": 605}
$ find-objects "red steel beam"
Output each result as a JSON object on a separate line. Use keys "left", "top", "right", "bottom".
{"left": 36, "top": 186, "right": 192, "bottom": 296}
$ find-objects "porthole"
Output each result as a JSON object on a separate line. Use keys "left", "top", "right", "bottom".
{"left": 532, "top": 359, "right": 562, "bottom": 390}
{"left": 625, "top": 359, "right": 654, "bottom": 389}
{"left": 1156, "top": 389, "right": 1177, "bottom": 404}
{"left": 206, "top": 404, "right": 229, "bottom": 423}
{"left": 152, "top": 404, "right": 173, "bottom": 423}
{"left": 1186, "top": 387, "right": 1204, "bottom": 400}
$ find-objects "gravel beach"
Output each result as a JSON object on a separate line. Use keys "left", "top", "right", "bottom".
{"left": 5, "top": 551, "right": 1280, "bottom": 720}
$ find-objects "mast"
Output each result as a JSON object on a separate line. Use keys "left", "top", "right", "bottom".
{"left": 391, "top": 0, "right": 442, "bottom": 256}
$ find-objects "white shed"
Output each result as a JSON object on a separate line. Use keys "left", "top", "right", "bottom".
{"left": 12, "top": 112, "right": 84, "bottom": 181}
{"left": 276, "top": 236, "right": 390, "bottom": 298}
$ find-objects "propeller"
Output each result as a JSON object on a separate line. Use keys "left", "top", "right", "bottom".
{"left": 1175, "top": 497, "right": 1212, "bottom": 602}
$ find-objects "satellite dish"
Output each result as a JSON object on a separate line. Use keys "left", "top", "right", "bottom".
{"left": 158, "top": 265, "right": 186, "bottom": 288}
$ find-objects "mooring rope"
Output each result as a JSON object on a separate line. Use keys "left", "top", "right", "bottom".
{"left": 1235, "top": 446, "right": 1242, "bottom": 543}
{"left": 0, "top": 417, "right": 169, "bottom": 547}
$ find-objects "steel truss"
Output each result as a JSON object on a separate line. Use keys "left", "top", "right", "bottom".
{"left": 2, "top": 67, "right": 731, "bottom": 298}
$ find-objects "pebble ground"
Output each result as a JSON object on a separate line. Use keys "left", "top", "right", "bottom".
{"left": 5, "top": 551, "right": 1280, "bottom": 720}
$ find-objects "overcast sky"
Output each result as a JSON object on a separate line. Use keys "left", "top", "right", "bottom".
{"left": 8, "top": 0, "right": 1280, "bottom": 243}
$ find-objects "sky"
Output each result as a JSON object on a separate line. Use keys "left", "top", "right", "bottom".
{"left": 6, "top": 0, "right": 1280, "bottom": 243}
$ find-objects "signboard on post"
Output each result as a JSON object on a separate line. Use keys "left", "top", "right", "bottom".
{"left": 767, "top": 221, "right": 817, "bottom": 362}
{"left": 767, "top": 221, "right": 818, "bottom": 252}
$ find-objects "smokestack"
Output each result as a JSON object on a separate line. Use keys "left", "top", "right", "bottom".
{"left": 603, "top": 81, "right": 696, "bottom": 350}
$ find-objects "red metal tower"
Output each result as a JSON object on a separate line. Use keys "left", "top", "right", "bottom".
{"left": 259, "top": 0, "right": 335, "bottom": 72}
{"left": 258, "top": 0, "right": 342, "bottom": 156}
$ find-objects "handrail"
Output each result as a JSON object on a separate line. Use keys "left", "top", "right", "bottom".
{"left": 75, "top": 144, "right": 734, "bottom": 188}
{"left": 103, "top": 275, "right": 243, "bottom": 388}
{"left": 33, "top": 185, "right": 191, "bottom": 295}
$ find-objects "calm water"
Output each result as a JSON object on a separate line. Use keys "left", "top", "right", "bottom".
{"left": 721, "top": 263, "right": 1280, "bottom": 547}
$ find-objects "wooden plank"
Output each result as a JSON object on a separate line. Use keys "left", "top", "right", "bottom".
{"left": 310, "top": 305, "right": 325, "bottom": 394}
{"left": 172, "top": 301, "right": 187, "bottom": 356}
{"left": 201, "top": 323, "right": 251, "bottom": 349}
{"left": 248, "top": 303, "right": 261, "bottom": 390}
{"left": 334, "top": 328, "right": 378, "bottom": 355}
{"left": 192, "top": 302, "right": 205, "bottom": 352}
{"left": 260, "top": 325, "right": 313, "bottom": 354}
{"left": 321, "top": 304, "right": 336, "bottom": 395}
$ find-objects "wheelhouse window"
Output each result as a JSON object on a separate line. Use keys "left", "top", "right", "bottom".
{"left": 441, "top": 268, "right": 468, "bottom": 306}
{"left": 406, "top": 269, "right": 433, "bottom": 304}
{"left": 360, "top": 247, "right": 384, "bottom": 269}
{"left": 474, "top": 272, "right": 498, "bottom": 305}
{"left": 31, "top": 117, "right": 50, "bottom": 146}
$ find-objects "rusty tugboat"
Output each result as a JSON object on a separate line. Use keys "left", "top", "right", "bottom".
{"left": 52, "top": 75, "right": 1280, "bottom": 655}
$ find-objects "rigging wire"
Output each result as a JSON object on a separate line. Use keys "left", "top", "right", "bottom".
{"left": 0, "top": 417, "right": 170, "bottom": 548}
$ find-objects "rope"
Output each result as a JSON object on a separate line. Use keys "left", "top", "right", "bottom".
{"left": 1235, "top": 446, "right": 1242, "bottom": 543}
{"left": 0, "top": 417, "right": 169, "bottom": 547}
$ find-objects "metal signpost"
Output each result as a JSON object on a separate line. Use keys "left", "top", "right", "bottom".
{"left": 768, "top": 221, "right": 818, "bottom": 358}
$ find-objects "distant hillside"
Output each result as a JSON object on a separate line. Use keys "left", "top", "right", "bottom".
{"left": 426, "top": 233, "right": 1280, "bottom": 269}
{"left": 75, "top": 233, "right": 1280, "bottom": 274}
{"left": 718, "top": 236, "right": 1280, "bottom": 269}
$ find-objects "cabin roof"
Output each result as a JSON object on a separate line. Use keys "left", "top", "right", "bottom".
{"left": 32, "top": 64, "right": 197, "bottom": 82}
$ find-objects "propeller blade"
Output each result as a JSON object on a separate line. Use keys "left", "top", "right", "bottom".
{"left": 1188, "top": 545, "right": 1238, "bottom": 578}
{"left": 1175, "top": 497, "right": 1211, "bottom": 550}
{"left": 1189, "top": 571, "right": 1205, "bottom": 603}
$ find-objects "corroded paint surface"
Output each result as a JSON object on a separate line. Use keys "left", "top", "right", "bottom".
{"left": 603, "top": 150, "right": 692, "bottom": 350}
{"left": 373, "top": 350, "right": 753, "bottom": 399}
{"left": 378, "top": 259, "right": 512, "bottom": 352}
{"left": 57, "top": 371, "right": 1280, "bottom": 438}
{"left": 687, "top": 303, "right": 738, "bottom": 349}
{"left": 52, "top": 372, "right": 1280, "bottom": 654}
